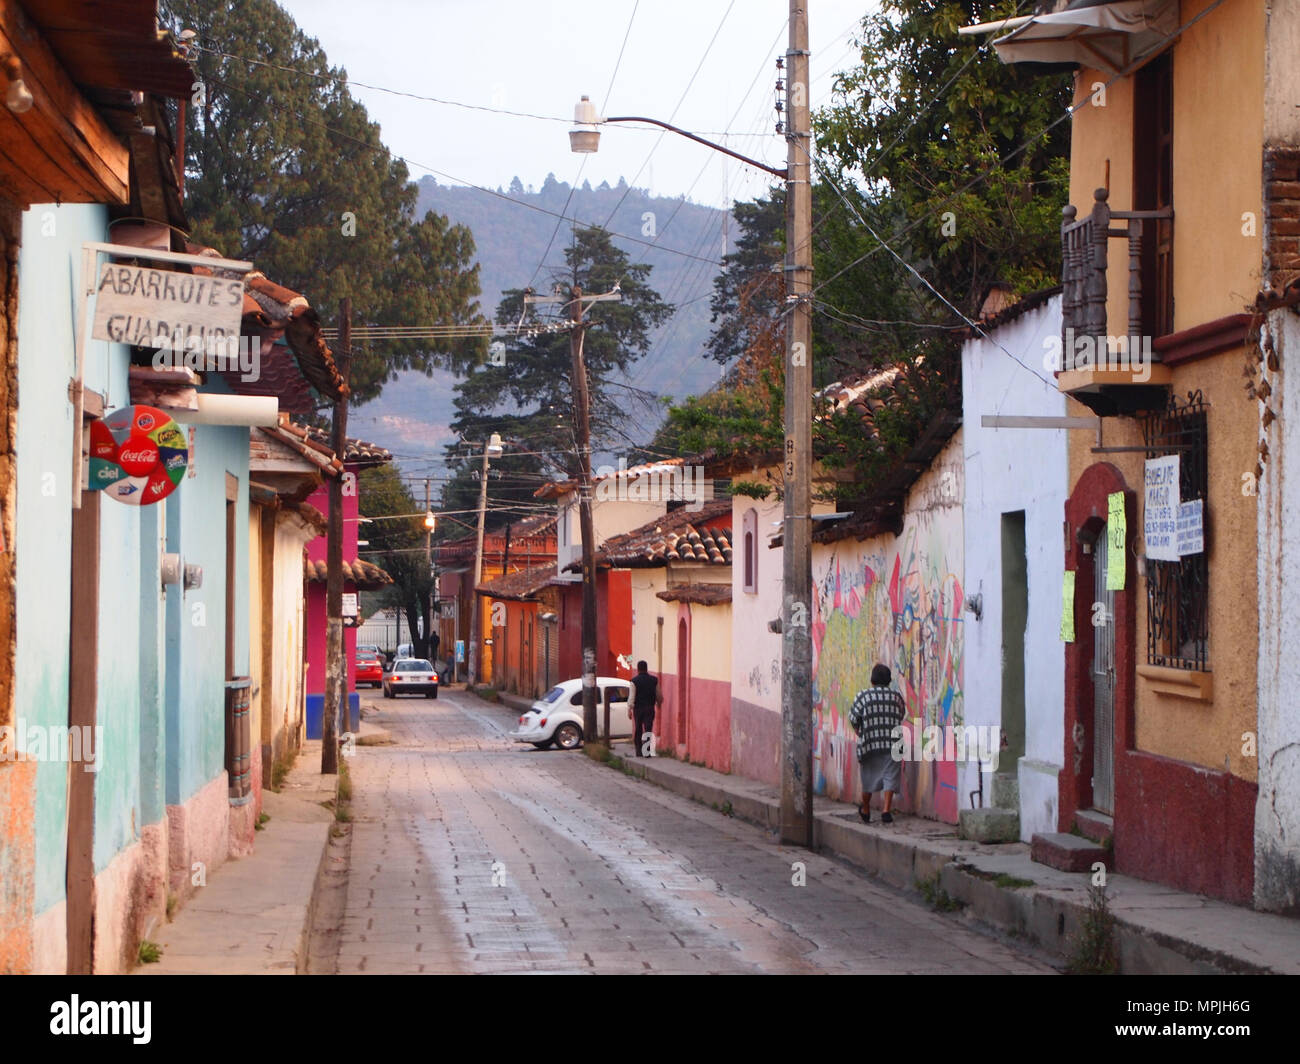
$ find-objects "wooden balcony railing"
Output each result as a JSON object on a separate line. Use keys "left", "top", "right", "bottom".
{"left": 1061, "top": 187, "right": 1173, "bottom": 369}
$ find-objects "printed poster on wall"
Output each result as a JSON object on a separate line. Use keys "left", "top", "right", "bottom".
{"left": 1144, "top": 454, "right": 1180, "bottom": 561}
{"left": 1060, "top": 570, "right": 1076, "bottom": 643}
{"left": 1106, "top": 491, "right": 1126, "bottom": 591}
{"left": 1176, "top": 498, "right": 1204, "bottom": 556}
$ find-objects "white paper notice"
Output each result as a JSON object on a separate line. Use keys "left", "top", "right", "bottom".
{"left": 1176, "top": 498, "right": 1204, "bottom": 556}
{"left": 1144, "top": 454, "right": 1180, "bottom": 562}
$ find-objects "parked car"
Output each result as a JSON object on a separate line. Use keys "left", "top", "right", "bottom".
{"left": 383, "top": 658, "right": 439, "bottom": 699}
{"left": 357, "top": 643, "right": 382, "bottom": 659}
{"left": 509, "top": 677, "right": 632, "bottom": 750}
{"left": 355, "top": 653, "right": 383, "bottom": 688}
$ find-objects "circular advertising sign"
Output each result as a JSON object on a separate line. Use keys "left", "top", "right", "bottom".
{"left": 88, "top": 405, "right": 188, "bottom": 506}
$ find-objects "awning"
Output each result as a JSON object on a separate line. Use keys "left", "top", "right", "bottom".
{"left": 993, "top": 0, "right": 1180, "bottom": 73}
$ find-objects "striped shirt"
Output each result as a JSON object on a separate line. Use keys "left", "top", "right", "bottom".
{"left": 848, "top": 685, "right": 906, "bottom": 760}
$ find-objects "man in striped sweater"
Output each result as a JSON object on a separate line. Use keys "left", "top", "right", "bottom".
{"left": 848, "top": 663, "right": 907, "bottom": 824}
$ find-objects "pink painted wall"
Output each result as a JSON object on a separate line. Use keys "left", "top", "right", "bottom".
{"left": 303, "top": 470, "right": 359, "bottom": 696}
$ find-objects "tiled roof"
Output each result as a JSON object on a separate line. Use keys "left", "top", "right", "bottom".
{"left": 573, "top": 499, "right": 733, "bottom": 571}
{"left": 476, "top": 563, "right": 558, "bottom": 601}
{"left": 303, "top": 557, "right": 392, "bottom": 590}
{"left": 252, "top": 419, "right": 343, "bottom": 477}
{"left": 534, "top": 457, "right": 696, "bottom": 500}
{"left": 436, "top": 513, "right": 558, "bottom": 558}
{"left": 960, "top": 285, "right": 1061, "bottom": 337}
{"left": 300, "top": 423, "right": 392, "bottom": 467}
{"left": 657, "top": 583, "right": 732, "bottom": 606}
{"left": 188, "top": 244, "right": 348, "bottom": 410}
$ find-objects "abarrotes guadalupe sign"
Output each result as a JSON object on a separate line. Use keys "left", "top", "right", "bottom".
{"left": 91, "top": 262, "right": 245, "bottom": 364}
{"left": 88, "top": 405, "right": 188, "bottom": 506}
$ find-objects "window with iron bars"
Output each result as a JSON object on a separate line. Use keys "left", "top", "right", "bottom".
{"left": 1141, "top": 392, "right": 1208, "bottom": 670}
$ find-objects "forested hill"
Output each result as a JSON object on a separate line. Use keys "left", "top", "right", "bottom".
{"left": 347, "top": 175, "right": 734, "bottom": 466}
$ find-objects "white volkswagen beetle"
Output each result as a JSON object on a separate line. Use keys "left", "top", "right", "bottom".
{"left": 510, "top": 676, "right": 634, "bottom": 750}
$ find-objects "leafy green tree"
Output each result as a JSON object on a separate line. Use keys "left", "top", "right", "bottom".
{"left": 442, "top": 226, "right": 671, "bottom": 526}
{"left": 163, "top": 0, "right": 486, "bottom": 403}
{"left": 358, "top": 465, "right": 437, "bottom": 661}
{"left": 815, "top": 0, "right": 1072, "bottom": 316}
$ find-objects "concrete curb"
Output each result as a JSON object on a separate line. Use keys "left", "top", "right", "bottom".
{"left": 595, "top": 742, "right": 1300, "bottom": 975}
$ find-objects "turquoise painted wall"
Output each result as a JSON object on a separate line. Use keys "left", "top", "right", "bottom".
{"left": 16, "top": 205, "right": 252, "bottom": 911}
{"left": 164, "top": 415, "right": 249, "bottom": 807}
{"left": 13, "top": 204, "right": 150, "bottom": 905}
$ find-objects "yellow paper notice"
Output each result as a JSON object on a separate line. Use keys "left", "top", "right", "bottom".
{"left": 1061, "top": 570, "right": 1076, "bottom": 643}
{"left": 1107, "top": 492, "right": 1126, "bottom": 591}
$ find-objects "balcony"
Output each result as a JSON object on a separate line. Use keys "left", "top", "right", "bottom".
{"left": 1059, "top": 188, "right": 1174, "bottom": 416}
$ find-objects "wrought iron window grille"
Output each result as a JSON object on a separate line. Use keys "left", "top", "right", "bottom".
{"left": 1140, "top": 391, "right": 1209, "bottom": 671}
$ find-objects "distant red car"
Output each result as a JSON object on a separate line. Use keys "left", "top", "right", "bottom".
{"left": 355, "top": 655, "right": 384, "bottom": 688}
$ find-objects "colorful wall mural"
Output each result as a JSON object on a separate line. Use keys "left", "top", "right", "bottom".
{"left": 811, "top": 439, "right": 965, "bottom": 823}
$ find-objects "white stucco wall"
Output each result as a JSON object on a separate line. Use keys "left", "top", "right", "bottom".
{"left": 1256, "top": 307, "right": 1300, "bottom": 912}
{"left": 961, "top": 296, "right": 1068, "bottom": 841}
{"left": 730, "top": 481, "right": 786, "bottom": 715}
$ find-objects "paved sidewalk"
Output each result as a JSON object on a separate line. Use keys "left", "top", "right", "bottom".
{"left": 136, "top": 741, "right": 336, "bottom": 975}
{"left": 490, "top": 688, "right": 1300, "bottom": 975}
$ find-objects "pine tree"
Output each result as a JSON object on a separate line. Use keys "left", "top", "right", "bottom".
{"left": 163, "top": 0, "right": 486, "bottom": 404}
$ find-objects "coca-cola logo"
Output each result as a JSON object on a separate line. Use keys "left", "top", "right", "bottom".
{"left": 118, "top": 438, "right": 159, "bottom": 476}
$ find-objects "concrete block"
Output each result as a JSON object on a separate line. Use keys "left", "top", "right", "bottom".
{"left": 991, "top": 772, "right": 1019, "bottom": 810}
{"left": 958, "top": 807, "right": 1021, "bottom": 843}
{"left": 1031, "top": 832, "right": 1109, "bottom": 873}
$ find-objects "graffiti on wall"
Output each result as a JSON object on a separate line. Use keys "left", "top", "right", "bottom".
{"left": 810, "top": 474, "right": 964, "bottom": 823}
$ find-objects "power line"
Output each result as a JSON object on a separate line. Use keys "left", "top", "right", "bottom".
{"left": 203, "top": 74, "right": 725, "bottom": 267}
{"left": 601, "top": 0, "right": 739, "bottom": 229}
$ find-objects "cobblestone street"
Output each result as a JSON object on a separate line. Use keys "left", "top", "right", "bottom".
{"left": 330, "top": 689, "right": 1055, "bottom": 975}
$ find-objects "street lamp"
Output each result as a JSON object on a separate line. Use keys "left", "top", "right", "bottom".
{"left": 568, "top": 0, "right": 813, "bottom": 846}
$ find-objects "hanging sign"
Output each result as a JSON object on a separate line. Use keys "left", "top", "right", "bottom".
{"left": 1143, "top": 455, "right": 1180, "bottom": 562}
{"left": 91, "top": 263, "right": 245, "bottom": 359}
{"left": 1060, "top": 570, "right": 1076, "bottom": 643}
{"left": 342, "top": 592, "right": 359, "bottom": 618}
{"left": 1106, "top": 492, "right": 1126, "bottom": 591}
{"left": 88, "top": 405, "right": 188, "bottom": 506}
{"left": 1176, "top": 498, "right": 1204, "bottom": 556}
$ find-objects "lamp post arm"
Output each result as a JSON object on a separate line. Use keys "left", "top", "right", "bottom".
{"left": 604, "top": 116, "right": 787, "bottom": 179}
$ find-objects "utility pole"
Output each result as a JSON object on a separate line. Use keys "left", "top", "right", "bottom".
{"left": 466, "top": 433, "right": 502, "bottom": 687}
{"left": 570, "top": 287, "right": 599, "bottom": 745}
{"left": 322, "top": 296, "right": 352, "bottom": 775}
{"left": 467, "top": 443, "right": 491, "bottom": 686}
{"left": 424, "top": 477, "right": 432, "bottom": 661}
{"left": 780, "top": 0, "right": 815, "bottom": 845}
{"left": 525, "top": 284, "right": 620, "bottom": 745}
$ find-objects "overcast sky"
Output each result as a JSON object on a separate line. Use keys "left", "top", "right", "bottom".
{"left": 275, "top": 1, "right": 877, "bottom": 209}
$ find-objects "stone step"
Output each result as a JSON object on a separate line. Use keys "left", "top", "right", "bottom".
{"left": 1030, "top": 832, "right": 1110, "bottom": 873}
{"left": 1074, "top": 808, "right": 1114, "bottom": 846}
{"left": 991, "top": 771, "right": 1019, "bottom": 811}
{"left": 958, "top": 806, "right": 1020, "bottom": 843}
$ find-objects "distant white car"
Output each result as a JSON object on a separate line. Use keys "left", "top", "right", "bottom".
{"left": 510, "top": 677, "right": 634, "bottom": 750}
{"left": 383, "top": 658, "right": 439, "bottom": 699}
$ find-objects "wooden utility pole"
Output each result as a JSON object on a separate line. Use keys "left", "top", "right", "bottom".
{"left": 322, "top": 296, "right": 352, "bottom": 775}
{"left": 522, "top": 283, "right": 619, "bottom": 743}
{"left": 467, "top": 442, "right": 491, "bottom": 687}
{"left": 570, "top": 287, "right": 600, "bottom": 744}
{"left": 780, "top": 0, "right": 815, "bottom": 845}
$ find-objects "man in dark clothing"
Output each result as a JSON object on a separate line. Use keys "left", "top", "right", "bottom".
{"left": 629, "top": 660, "right": 663, "bottom": 757}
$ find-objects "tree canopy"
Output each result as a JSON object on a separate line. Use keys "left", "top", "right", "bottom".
{"left": 162, "top": 0, "right": 486, "bottom": 404}
{"left": 441, "top": 226, "right": 672, "bottom": 529}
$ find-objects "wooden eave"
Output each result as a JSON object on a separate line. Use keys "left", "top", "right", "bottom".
{"left": 0, "top": 1, "right": 131, "bottom": 205}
